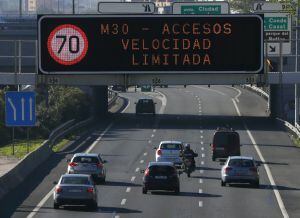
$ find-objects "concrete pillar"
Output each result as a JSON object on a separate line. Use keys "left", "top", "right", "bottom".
{"left": 92, "top": 86, "right": 108, "bottom": 119}
{"left": 269, "top": 84, "right": 280, "bottom": 118}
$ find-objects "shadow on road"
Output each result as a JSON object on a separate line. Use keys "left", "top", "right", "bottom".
{"left": 102, "top": 180, "right": 141, "bottom": 187}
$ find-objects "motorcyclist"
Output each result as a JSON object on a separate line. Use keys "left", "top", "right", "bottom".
{"left": 182, "top": 144, "right": 197, "bottom": 169}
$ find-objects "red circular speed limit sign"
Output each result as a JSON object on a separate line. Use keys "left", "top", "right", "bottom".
{"left": 47, "top": 24, "right": 88, "bottom": 66}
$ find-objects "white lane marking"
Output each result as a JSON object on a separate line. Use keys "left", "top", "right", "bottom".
{"left": 227, "top": 86, "right": 242, "bottom": 103}
{"left": 201, "top": 161, "right": 204, "bottom": 165}
{"left": 26, "top": 187, "right": 55, "bottom": 218}
{"left": 155, "top": 91, "right": 167, "bottom": 114}
{"left": 151, "top": 134, "right": 154, "bottom": 138}
{"left": 232, "top": 98, "right": 289, "bottom": 218}
{"left": 121, "top": 98, "right": 131, "bottom": 113}
{"left": 200, "top": 170, "right": 204, "bottom": 174}
{"left": 196, "top": 95, "right": 198, "bottom": 98}
{"left": 199, "top": 189, "right": 203, "bottom": 194}
{"left": 200, "top": 130, "right": 203, "bottom": 134}
{"left": 140, "top": 160, "right": 144, "bottom": 164}
{"left": 200, "top": 136, "right": 203, "bottom": 139}
{"left": 153, "top": 129, "right": 156, "bottom": 133}
{"left": 199, "top": 201, "right": 203, "bottom": 207}
{"left": 201, "top": 147, "right": 204, "bottom": 151}
{"left": 131, "top": 176, "right": 136, "bottom": 182}
{"left": 200, "top": 141, "right": 204, "bottom": 145}
{"left": 86, "top": 123, "right": 114, "bottom": 153}
{"left": 199, "top": 179, "right": 203, "bottom": 184}
{"left": 135, "top": 167, "right": 140, "bottom": 172}
{"left": 192, "top": 85, "right": 226, "bottom": 96}
{"left": 231, "top": 99, "right": 241, "bottom": 116}
{"left": 27, "top": 123, "right": 114, "bottom": 218}
{"left": 121, "top": 199, "right": 127, "bottom": 205}
{"left": 148, "top": 140, "right": 152, "bottom": 144}
{"left": 126, "top": 187, "right": 131, "bottom": 193}
{"left": 115, "top": 216, "right": 120, "bottom": 218}
{"left": 144, "top": 152, "right": 148, "bottom": 156}
{"left": 201, "top": 153, "right": 205, "bottom": 158}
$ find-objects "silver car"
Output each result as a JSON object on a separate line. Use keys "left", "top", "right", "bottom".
{"left": 155, "top": 141, "right": 184, "bottom": 167}
{"left": 53, "top": 174, "right": 98, "bottom": 209}
{"left": 67, "top": 153, "right": 107, "bottom": 184}
{"left": 221, "top": 156, "right": 260, "bottom": 187}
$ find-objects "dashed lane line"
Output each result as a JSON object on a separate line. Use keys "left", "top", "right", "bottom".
{"left": 199, "top": 179, "right": 203, "bottom": 184}
{"left": 135, "top": 167, "right": 140, "bottom": 172}
{"left": 144, "top": 152, "right": 148, "bottom": 156}
{"left": 201, "top": 153, "right": 205, "bottom": 158}
{"left": 201, "top": 147, "right": 204, "bottom": 151}
{"left": 148, "top": 140, "right": 152, "bottom": 144}
{"left": 200, "top": 170, "right": 204, "bottom": 174}
{"left": 151, "top": 134, "right": 155, "bottom": 138}
{"left": 121, "top": 199, "right": 127, "bottom": 205}
{"left": 140, "top": 160, "right": 144, "bottom": 164}
{"left": 131, "top": 176, "right": 136, "bottom": 182}
{"left": 126, "top": 187, "right": 131, "bottom": 193}
{"left": 199, "top": 201, "right": 203, "bottom": 207}
{"left": 201, "top": 161, "right": 204, "bottom": 165}
{"left": 199, "top": 189, "right": 203, "bottom": 194}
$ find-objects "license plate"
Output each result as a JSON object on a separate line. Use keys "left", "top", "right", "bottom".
{"left": 155, "top": 176, "right": 167, "bottom": 179}
{"left": 69, "top": 189, "right": 82, "bottom": 193}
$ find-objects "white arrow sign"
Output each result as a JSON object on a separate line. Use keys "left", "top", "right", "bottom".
{"left": 7, "top": 98, "right": 16, "bottom": 121}
{"left": 21, "top": 97, "right": 25, "bottom": 121}
{"left": 29, "top": 97, "right": 33, "bottom": 121}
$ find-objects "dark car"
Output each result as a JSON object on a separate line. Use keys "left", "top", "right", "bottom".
{"left": 135, "top": 98, "right": 156, "bottom": 115}
{"left": 142, "top": 162, "right": 180, "bottom": 194}
{"left": 211, "top": 127, "right": 241, "bottom": 161}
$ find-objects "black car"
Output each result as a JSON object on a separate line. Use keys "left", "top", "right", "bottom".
{"left": 211, "top": 127, "right": 241, "bottom": 161}
{"left": 135, "top": 98, "right": 156, "bottom": 115}
{"left": 142, "top": 162, "right": 180, "bottom": 194}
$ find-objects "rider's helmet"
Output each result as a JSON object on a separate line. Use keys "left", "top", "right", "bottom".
{"left": 184, "top": 143, "right": 191, "bottom": 150}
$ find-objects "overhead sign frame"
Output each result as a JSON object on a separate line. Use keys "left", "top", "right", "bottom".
{"left": 98, "top": 2, "right": 155, "bottom": 14}
{"left": 38, "top": 14, "right": 263, "bottom": 75}
{"left": 172, "top": 1, "right": 230, "bottom": 14}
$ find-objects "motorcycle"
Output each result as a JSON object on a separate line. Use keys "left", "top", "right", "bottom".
{"left": 181, "top": 153, "right": 198, "bottom": 177}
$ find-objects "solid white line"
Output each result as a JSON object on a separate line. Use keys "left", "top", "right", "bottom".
{"left": 126, "top": 187, "right": 131, "bottom": 193}
{"left": 26, "top": 187, "right": 55, "bottom": 218}
{"left": 86, "top": 123, "right": 114, "bottom": 153}
{"left": 199, "top": 189, "right": 203, "bottom": 194}
{"left": 26, "top": 122, "right": 114, "bottom": 218}
{"left": 135, "top": 167, "right": 140, "bottom": 172}
{"left": 131, "top": 176, "right": 136, "bottom": 182}
{"left": 199, "top": 201, "right": 203, "bottom": 207}
{"left": 227, "top": 86, "right": 242, "bottom": 103}
{"left": 121, "top": 199, "right": 127, "bottom": 205}
{"left": 231, "top": 98, "right": 289, "bottom": 218}
{"left": 155, "top": 90, "right": 167, "bottom": 114}
{"left": 140, "top": 160, "right": 144, "bottom": 164}
{"left": 121, "top": 99, "right": 131, "bottom": 113}
{"left": 199, "top": 179, "right": 203, "bottom": 184}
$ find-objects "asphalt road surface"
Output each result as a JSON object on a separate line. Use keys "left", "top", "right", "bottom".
{"left": 1, "top": 85, "right": 300, "bottom": 218}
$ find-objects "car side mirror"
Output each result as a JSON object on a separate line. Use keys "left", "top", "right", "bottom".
{"left": 153, "top": 147, "right": 157, "bottom": 150}
{"left": 66, "top": 159, "right": 70, "bottom": 163}
{"left": 140, "top": 169, "right": 145, "bottom": 173}
{"left": 220, "top": 162, "right": 225, "bottom": 166}
{"left": 53, "top": 181, "right": 58, "bottom": 185}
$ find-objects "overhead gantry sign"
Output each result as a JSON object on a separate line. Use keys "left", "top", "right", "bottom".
{"left": 38, "top": 15, "right": 263, "bottom": 75}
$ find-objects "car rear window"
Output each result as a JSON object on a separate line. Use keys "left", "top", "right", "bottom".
{"left": 213, "top": 132, "right": 239, "bottom": 147}
{"left": 228, "top": 159, "right": 254, "bottom": 167}
{"left": 61, "top": 177, "right": 90, "bottom": 185}
{"left": 73, "top": 156, "right": 99, "bottom": 164}
{"left": 160, "top": 143, "right": 182, "bottom": 150}
{"left": 149, "top": 166, "right": 176, "bottom": 176}
{"left": 139, "top": 99, "right": 152, "bottom": 104}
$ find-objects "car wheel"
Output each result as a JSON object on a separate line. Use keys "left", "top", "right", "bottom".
{"left": 53, "top": 202, "right": 60, "bottom": 209}
{"left": 253, "top": 180, "right": 260, "bottom": 188}
{"left": 142, "top": 187, "right": 147, "bottom": 194}
{"left": 174, "top": 186, "right": 180, "bottom": 194}
{"left": 221, "top": 180, "right": 226, "bottom": 187}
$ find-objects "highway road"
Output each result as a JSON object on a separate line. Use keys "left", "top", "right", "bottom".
{"left": 1, "top": 85, "right": 300, "bottom": 218}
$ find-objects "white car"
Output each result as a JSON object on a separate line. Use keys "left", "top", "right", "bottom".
{"left": 155, "top": 141, "right": 184, "bottom": 167}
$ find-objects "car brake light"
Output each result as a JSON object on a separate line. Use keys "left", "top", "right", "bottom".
{"left": 55, "top": 187, "right": 62, "bottom": 193}
{"left": 249, "top": 167, "right": 257, "bottom": 173}
{"left": 144, "top": 168, "right": 150, "bottom": 176}
{"left": 97, "top": 163, "right": 103, "bottom": 168}
{"left": 68, "top": 162, "right": 77, "bottom": 167}
{"left": 87, "top": 187, "right": 94, "bottom": 193}
{"left": 157, "top": 149, "right": 162, "bottom": 155}
{"left": 225, "top": 167, "right": 232, "bottom": 174}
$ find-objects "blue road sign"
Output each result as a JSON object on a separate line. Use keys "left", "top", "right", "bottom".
{"left": 5, "top": 91, "right": 36, "bottom": 127}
